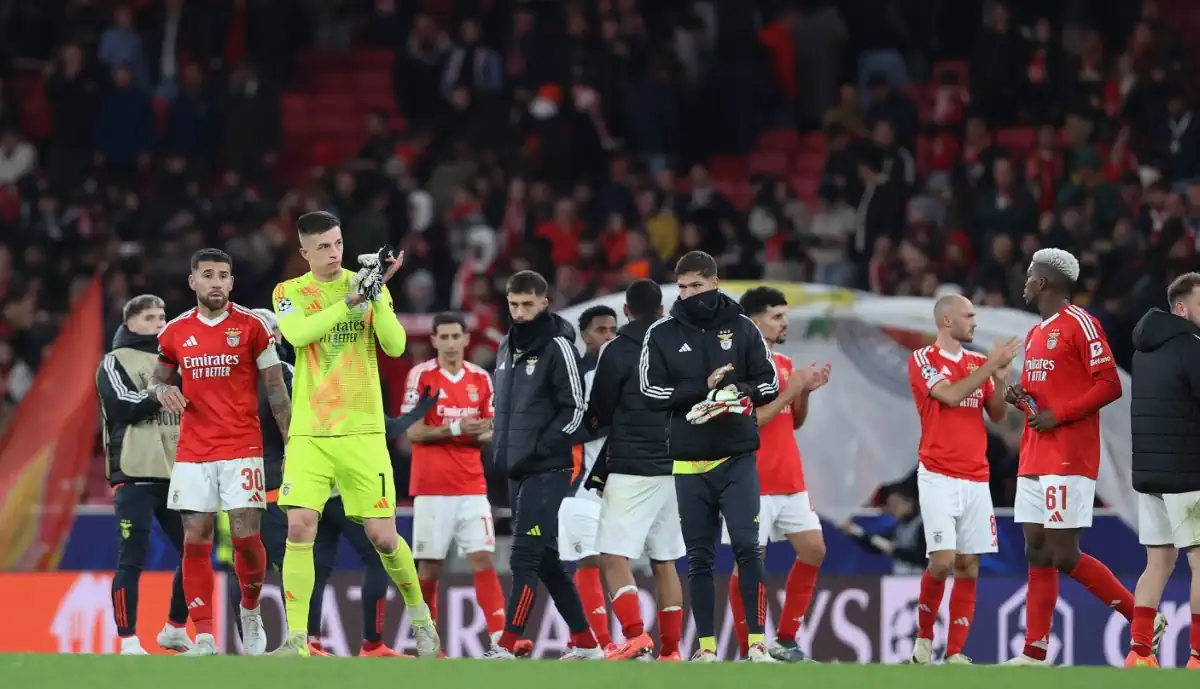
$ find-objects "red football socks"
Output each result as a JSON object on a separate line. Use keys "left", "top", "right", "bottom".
{"left": 182, "top": 542, "right": 215, "bottom": 636}
{"left": 1130, "top": 606, "right": 1156, "bottom": 656}
{"left": 777, "top": 561, "right": 819, "bottom": 643}
{"left": 231, "top": 535, "right": 266, "bottom": 609}
{"left": 1068, "top": 554, "right": 1134, "bottom": 620}
{"left": 570, "top": 629, "right": 599, "bottom": 649}
{"left": 657, "top": 606, "right": 683, "bottom": 656}
{"left": 419, "top": 578, "right": 439, "bottom": 622}
{"left": 1191, "top": 614, "right": 1200, "bottom": 659}
{"left": 574, "top": 567, "right": 611, "bottom": 647}
{"left": 611, "top": 587, "right": 644, "bottom": 638}
{"left": 917, "top": 570, "right": 946, "bottom": 640}
{"left": 1022, "top": 567, "right": 1058, "bottom": 661}
{"left": 728, "top": 572, "right": 750, "bottom": 657}
{"left": 473, "top": 570, "right": 507, "bottom": 635}
{"left": 946, "top": 577, "right": 976, "bottom": 657}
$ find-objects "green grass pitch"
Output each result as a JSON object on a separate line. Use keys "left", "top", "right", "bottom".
{"left": 1, "top": 655, "right": 1194, "bottom": 689}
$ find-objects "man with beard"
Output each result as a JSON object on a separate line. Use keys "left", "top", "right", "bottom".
{"left": 97, "top": 294, "right": 192, "bottom": 655}
{"left": 485, "top": 270, "right": 601, "bottom": 659}
{"left": 724, "top": 286, "right": 832, "bottom": 662}
{"left": 149, "top": 249, "right": 291, "bottom": 655}
{"left": 638, "top": 251, "right": 780, "bottom": 662}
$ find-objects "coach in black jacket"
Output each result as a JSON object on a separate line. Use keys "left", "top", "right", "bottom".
{"left": 96, "top": 295, "right": 190, "bottom": 654}
{"left": 1131, "top": 273, "right": 1200, "bottom": 498}
{"left": 489, "top": 270, "right": 599, "bottom": 658}
{"left": 638, "top": 251, "right": 779, "bottom": 661}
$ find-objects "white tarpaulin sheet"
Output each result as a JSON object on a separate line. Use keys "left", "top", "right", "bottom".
{"left": 560, "top": 282, "right": 1134, "bottom": 526}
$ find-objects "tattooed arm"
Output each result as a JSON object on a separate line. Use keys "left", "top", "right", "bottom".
{"left": 261, "top": 363, "right": 292, "bottom": 445}
{"left": 148, "top": 360, "right": 188, "bottom": 413}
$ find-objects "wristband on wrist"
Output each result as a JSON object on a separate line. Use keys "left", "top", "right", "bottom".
{"left": 449, "top": 421, "right": 463, "bottom": 436}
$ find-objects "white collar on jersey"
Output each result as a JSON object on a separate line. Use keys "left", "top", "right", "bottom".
{"left": 439, "top": 367, "right": 466, "bottom": 384}
{"left": 195, "top": 310, "right": 230, "bottom": 327}
{"left": 937, "top": 347, "right": 964, "bottom": 362}
{"left": 1040, "top": 313, "right": 1060, "bottom": 329}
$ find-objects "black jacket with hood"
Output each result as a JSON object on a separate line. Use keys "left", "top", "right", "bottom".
{"left": 1130, "top": 308, "right": 1200, "bottom": 494}
{"left": 96, "top": 326, "right": 181, "bottom": 484}
{"left": 639, "top": 290, "right": 779, "bottom": 462}
{"left": 586, "top": 316, "right": 672, "bottom": 476}
{"left": 492, "top": 310, "right": 586, "bottom": 479}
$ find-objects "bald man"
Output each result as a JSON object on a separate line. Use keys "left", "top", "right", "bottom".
{"left": 904, "top": 294, "right": 1019, "bottom": 664}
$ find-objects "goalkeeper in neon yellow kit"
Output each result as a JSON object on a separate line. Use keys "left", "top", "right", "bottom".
{"left": 267, "top": 210, "right": 438, "bottom": 656}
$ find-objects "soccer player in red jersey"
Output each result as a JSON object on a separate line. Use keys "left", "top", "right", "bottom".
{"left": 1001, "top": 248, "right": 1140, "bottom": 666}
{"left": 149, "top": 248, "right": 291, "bottom": 656}
{"left": 905, "top": 294, "right": 1019, "bottom": 664}
{"left": 405, "top": 312, "right": 532, "bottom": 656}
{"left": 724, "top": 287, "right": 831, "bottom": 662}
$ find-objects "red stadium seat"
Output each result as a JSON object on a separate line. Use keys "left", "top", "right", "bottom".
{"left": 797, "top": 132, "right": 826, "bottom": 154}
{"left": 793, "top": 152, "right": 825, "bottom": 176}
{"left": 756, "top": 129, "right": 800, "bottom": 154}
{"left": 748, "top": 151, "right": 789, "bottom": 176}
{"left": 996, "top": 127, "right": 1037, "bottom": 155}
{"left": 708, "top": 154, "right": 748, "bottom": 180}
{"left": 350, "top": 50, "right": 394, "bottom": 70}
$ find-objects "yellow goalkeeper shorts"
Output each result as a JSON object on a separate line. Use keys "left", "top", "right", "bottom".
{"left": 279, "top": 433, "right": 395, "bottom": 521}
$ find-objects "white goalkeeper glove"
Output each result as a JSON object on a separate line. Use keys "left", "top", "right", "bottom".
{"left": 353, "top": 245, "right": 396, "bottom": 301}
{"left": 685, "top": 387, "right": 753, "bottom": 425}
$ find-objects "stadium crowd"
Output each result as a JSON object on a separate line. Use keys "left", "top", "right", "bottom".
{"left": 0, "top": 0, "right": 1194, "bottom": 506}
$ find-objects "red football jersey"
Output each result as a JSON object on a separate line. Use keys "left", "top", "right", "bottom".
{"left": 403, "top": 359, "right": 493, "bottom": 496}
{"left": 1019, "top": 304, "right": 1116, "bottom": 480}
{"left": 158, "top": 303, "right": 278, "bottom": 463}
{"left": 758, "top": 352, "right": 806, "bottom": 494}
{"left": 907, "top": 345, "right": 994, "bottom": 482}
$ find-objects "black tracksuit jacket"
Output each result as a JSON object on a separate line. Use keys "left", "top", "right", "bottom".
{"left": 638, "top": 292, "right": 779, "bottom": 461}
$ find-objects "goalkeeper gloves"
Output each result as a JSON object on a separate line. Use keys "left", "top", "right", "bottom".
{"left": 685, "top": 387, "right": 753, "bottom": 425}
{"left": 353, "top": 245, "right": 397, "bottom": 301}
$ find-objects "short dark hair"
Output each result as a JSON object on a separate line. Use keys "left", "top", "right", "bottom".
{"left": 739, "top": 286, "right": 787, "bottom": 317}
{"left": 1168, "top": 272, "right": 1200, "bottom": 305}
{"left": 674, "top": 250, "right": 718, "bottom": 279}
{"left": 190, "top": 248, "right": 232, "bottom": 272}
{"left": 432, "top": 311, "right": 468, "bottom": 334}
{"left": 578, "top": 305, "right": 617, "bottom": 332}
{"left": 122, "top": 294, "right": 165, "bottom": 323}
{"left": 296, "top": 210, "right": 341, "bottom": 236}
{"left": 506, "top": 270, "right": 548, "bottom": 296}
{"left": 625, "top": 279, "right": 662, "bottom": 319}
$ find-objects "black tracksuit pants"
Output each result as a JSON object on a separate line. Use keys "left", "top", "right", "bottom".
{"left": 674, "top": 454, "right": 765, "bottom": 642}
{"left": 504, "top": 470, "right": 591, "bottom": 637}
{"left": 111, "top": 483, "right": 188, "bottom": 637}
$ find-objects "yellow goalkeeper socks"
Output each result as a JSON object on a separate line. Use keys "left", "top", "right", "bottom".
{"left": 377, "top": 537, "right": 427, "bottom": 618}
{"left": 282, "top": 540, "right": 315, "bottom": 641}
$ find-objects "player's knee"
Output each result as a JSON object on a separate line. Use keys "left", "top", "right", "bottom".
{"left": 360, "top": 518, "right": 397, "bottom": 552}
{"left": 1049, "top": 548, "right": 1080, "bottom": 574}
{"left": 927, "top": 555, "right": 954, "bottom": 581}
{"left": 1024, "top": 543, "right": 1050, "bottom": 567}
{"left": 182, "top": 513, "right": 214, "bottom": 542}
{"left": 952, "top": 555, "right": 980, "bottom": 579}
{"left": 465, "top": 550, "right": 493, "bottom": 572}
{"left": 728, "top": 535, "right": 760, "bottom": 566}
{"left": 418, "top": 560, "right": 443, "bottom": 580}
{"left": 798, "top": 537, "right": 826, "bottom": 565}
{"left": 286, "top": 517, "right": 318, "bottom": 544}
{"left": 685, "top": 543, "right": 715, "bottom": 572}
{"left": 1185, "top": 547, "right": 1200, "bottom": 573}
{"left": 227, "top": 508, "right": 261, "bottom": 539}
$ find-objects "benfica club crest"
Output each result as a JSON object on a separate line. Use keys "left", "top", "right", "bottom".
{"left": 525, "top": 357, "right": 538, "bottom": 375}
{"left": 717, "top": 329, "right": 734, "bottom": 351}
{"left": 226, "top": 328, "right": 242, "bottom": 347}
{"left": 466, "top": 384, "right": 480, "bottom": 402}
{"left": 966, "top": 362, "right": 979, "bottom": 373}
{"left": 1046, "top": 329, "right": 1060, "bottom": 350}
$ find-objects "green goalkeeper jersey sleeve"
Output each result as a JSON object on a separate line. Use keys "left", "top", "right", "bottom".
{"left": 272, "top": 269, "right": 407, "bottom": 437}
